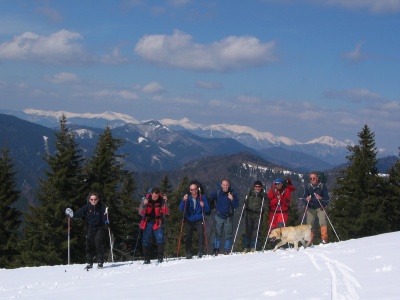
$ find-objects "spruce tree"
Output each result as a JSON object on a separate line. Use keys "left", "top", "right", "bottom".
{"left": 84, "top": 126, "right": 128, "bottom": 261}
{"left": 385, "top": 149, "right": 400, "bottom": 232}
{"left": 330, "top": 125, "right": 384, "bottom": 240}
{"left": 21, "top": 115, "right": 85, "bottom": 266}
{"left": 166, "top": 175, "right": 189, "bottom": 257}
{"left": 0, "top": 147, "right": 22, "bottom": 268}
{"left": 112, "top": 172, "right": 139, "bottom": 261}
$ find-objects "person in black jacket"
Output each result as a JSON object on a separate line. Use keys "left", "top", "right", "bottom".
{"left": 242, "top": 180, "right": 267, "bottom": 253}
{"left": 65, "top": 192, "right": 108, "bottom": 269}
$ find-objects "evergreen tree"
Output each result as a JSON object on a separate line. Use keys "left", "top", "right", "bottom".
{"left": 385, "top": 149, "right": 400, "bottom": 232}
{"left": 112, "top": 172, "right": 139, "bottom": 261}
{"left": 330, "top": 125, "right": 384, "bottom": 240}
{"left": 21, "top": 115, "right": 85, "bottom": 266}
{"left": 84, "top": 126, "right": 128, "bottom": 261}
{"left": 0, "top": 147, "right": 22, "bottom": 268}
{"left": 166, "top": 176, "right": 189, "bottom": 257}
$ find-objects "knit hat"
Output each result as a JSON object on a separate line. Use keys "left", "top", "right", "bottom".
{"left": 253, "top": 180, "right": 263, "bottom": 187}
{"left": 274, "top": 178, "right": 284, "bottom": 184}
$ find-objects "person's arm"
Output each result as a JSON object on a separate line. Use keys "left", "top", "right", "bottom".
{"left": 201, "top": 194, "right": 210, "bottom": 213}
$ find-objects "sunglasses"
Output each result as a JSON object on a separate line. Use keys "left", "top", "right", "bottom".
{"left": 254, "top": 185, "right": 262, "bottom": 188}
{"left": 89, "top": 198, "right": 98, "bottom": 201}
{"left": 309, "top": 177, "right": 317, "bottom": 180}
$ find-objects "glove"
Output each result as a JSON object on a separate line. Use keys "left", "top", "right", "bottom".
{"left": 65, "top": 208, "right": 73, "bottom": 217}
{"left": 105, "top": 220, "right": 110, "bottom": 225}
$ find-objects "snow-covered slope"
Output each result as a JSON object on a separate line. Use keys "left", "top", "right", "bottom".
{"left": 1, "top": 232, "right": 399, "bottom": 299}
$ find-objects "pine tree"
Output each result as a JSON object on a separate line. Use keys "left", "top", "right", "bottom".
{"left": 330, "top": 125, "right": 384, "bottom": 240}
{"left": 21, "top": 115, "right": 85, "bottom": 266}
{"left": 166, "top": 175, "right": 189, "bottom": 257}
{"left": 112, "top": 172, "right": 139, "bottom": 261}
{"left": 84, "top": 126, "right": 128, "bottom": 262}
{"left": 385, "top": 149, "right": 400, "bottom": 232}
{"left": 0, "top": 147, "right": 22, "bottom": 268}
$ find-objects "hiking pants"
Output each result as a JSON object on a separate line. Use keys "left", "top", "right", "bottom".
{"left": 86, "top": 225, "right": 105, "bottom": 264}
{"left": 142, "top": 221, "right": 165, "bottom": 248}
{"left": 185, "top": 220, "right": 205, "bottom": 254}
{"left": 306, "top": 208, "right": 327, "bottom": 227}
{"left": 213, "top": 215, "right": 233, "bottom": 251}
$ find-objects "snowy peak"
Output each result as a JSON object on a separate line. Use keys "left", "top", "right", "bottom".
{"left": 23, "top": 109, "right": 139, "bottom": 124}
{"left": 305, "top": 136, "right": 354, "bottom": 148}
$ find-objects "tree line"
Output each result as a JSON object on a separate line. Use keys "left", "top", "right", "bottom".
{"left": 1, "top": 117, "right": 399, "bottom": 268}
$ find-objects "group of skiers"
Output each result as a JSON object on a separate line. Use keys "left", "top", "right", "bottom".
{"left": 65, "top": 172, "right": 329, "bottom": 268}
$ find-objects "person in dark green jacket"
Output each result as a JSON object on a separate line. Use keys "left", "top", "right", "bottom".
{"left": 243, "top": 180, "right": 268, "bottom": 253}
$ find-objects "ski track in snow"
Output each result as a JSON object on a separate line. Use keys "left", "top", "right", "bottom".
{"left": 303, "top": 246, "right": 361, "bottom": 300}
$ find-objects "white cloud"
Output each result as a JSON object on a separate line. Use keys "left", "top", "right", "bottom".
{"left": 169, "top": 0, "right": 191, "bottom": 6}
{"left": 195, "top": 80, "right": 223, "bottom": 89}
{"left": 0, "top": 30, "right": 92, "bottom": 65}
{"left": 266, "top": 0, "right": 400, "bottom": 14}
{"left": 100, "top": 47, "right": 130, "bottom": 65}
{"left": 36, "top": 7, "right": 63, "bottom": 23}
{"left": 92, "top": 89, "right": 138, "bottom": 100}
{"left": 134, "top": 30, "right": 277, "bottom": 71}
{"left": 142, "top": 82, "right": 165, "bottom": 94}
{"left": 320, "top": 0, "right": 400, "bottom": 14}
{"left": 342, "top": 42, "right": 366, "bottom": 62}
{"left": 46, "top": 72, "right": 79, "bottom": 84}
{"left": 324, "top": 88, "right": 383, "bottom": 101}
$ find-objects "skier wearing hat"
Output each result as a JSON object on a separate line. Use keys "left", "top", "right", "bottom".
{"left": 267, "top": 178, "right": 294, "bottom": 232}
{"left": 242, "top": 180, "right": 268, "bottom": 253}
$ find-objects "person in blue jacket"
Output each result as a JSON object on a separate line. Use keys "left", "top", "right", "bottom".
{"left": 210, "top": 179, "right": 239, "bottom": 255}
{"left": 65, "top": 192, "right": 108, "bottom": 269}
{"left": 179, "top": 182, "right": 210, "bottom": 259}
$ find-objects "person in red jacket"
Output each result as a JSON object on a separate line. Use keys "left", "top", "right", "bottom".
{"left": 267, "top": 178, "right": 294, "bottom": 232}
{"left": 138, "top": 187, "right": 169, "bottom": 264}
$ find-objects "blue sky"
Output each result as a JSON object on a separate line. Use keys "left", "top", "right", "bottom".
{"left": 0, "top": 0, "right": 399, "bottom": 152}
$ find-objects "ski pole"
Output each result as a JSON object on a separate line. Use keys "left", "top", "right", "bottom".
{"left": 67, "top": 216, "right": 70, "bottom": 265}
{"left": 199, "top": 188, "right": 209, "bottom": 255}
{"left": 262, "top": 205, "right": 278, "bottom": 252}
{"left": 254, "top": 191, "right": 266, "bottom": 250}
{"left": 176, "top": 197, "right": 187, "bottom": 257}
{"left": 300, "top": 198, "right": 309, "bottom": 225}
{"left": 315, "top": 197, "right": 340, "bottom": 242}
{"left": 105, "top": 207, "right": 114, "bottom": 262}
{"left": 162, "top": 193, "right": 168, "bottom": 262}
{"left": 133, "top": 198, "right": 147, "bottom": 260}
{"left": 207, "top": 213, "right": 215, "bottom": 254}
{"left": 230, "top": 200, "right": 246, "bottom": 254}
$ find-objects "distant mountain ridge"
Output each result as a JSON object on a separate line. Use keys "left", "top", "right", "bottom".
{"left": 0, "top": 108, "right": 394, "bottom": 168}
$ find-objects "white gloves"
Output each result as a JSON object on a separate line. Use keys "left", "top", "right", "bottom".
{"left": 65, "top": 208, "right": 74, "bottom": 218}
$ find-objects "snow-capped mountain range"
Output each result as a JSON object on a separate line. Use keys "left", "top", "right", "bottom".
{"left": 3, "top": 108, "right": 392, "bottom": 169}
{"left": 20, "top": 109, "right": 352, "bottom": 149}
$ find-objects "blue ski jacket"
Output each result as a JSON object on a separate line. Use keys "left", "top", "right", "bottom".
{"left": 210, "top": 189, "right": 239, "bottom": 219}
{"left": 179, "top": 194, "right": 210, "bottom": 222}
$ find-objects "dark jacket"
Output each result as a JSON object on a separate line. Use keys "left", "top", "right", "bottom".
{"left": 302, "top": 183, "right": 330, "bottom": 209}
{"left": 179, "top": 194, "right": 210, "bottom": 222}
{"left": 73, "top": 201, "right": 107, "bottom": 229}
{"left": 245, "top": 189, "right": 267, "bottom": 217}
{"left": 210, "top": 189, "right": 239, "bottom": 219}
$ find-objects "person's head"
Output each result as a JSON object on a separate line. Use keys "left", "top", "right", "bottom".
{"left": 88, "top": 192, "right": 100, "bottom": 205}
{"left": 189, "top": 183, "right": 199, "bottom": 195}
{"left": 150, "top": 187, "right": 161, "bottom": 200}
{"left": 253, "top": 180, "right": 263, "bottom": 191}
{"left": 221, "top": 179, "right": 230, "bottom": 192}
{"left": 309, "top": 172, "right": 319, "bottom": 185}
{"left": 274, "top": 178, "right": 284, "bottom": 189}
